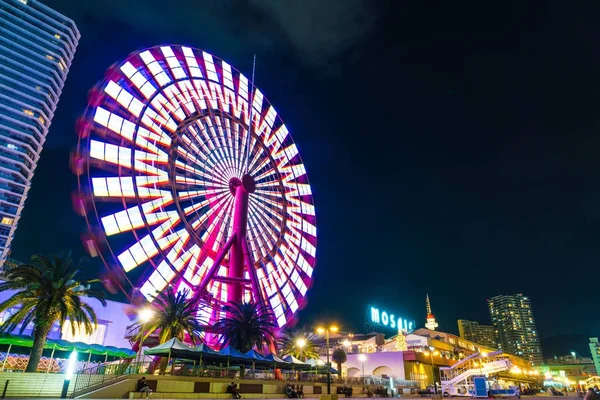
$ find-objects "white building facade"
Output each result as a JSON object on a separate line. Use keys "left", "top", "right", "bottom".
{"left": 0, "top": 0, "right": 79, "bottom": 266}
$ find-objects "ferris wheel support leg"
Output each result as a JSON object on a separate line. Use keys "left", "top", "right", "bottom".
{"left": 228, "top": 177, "right": 252, "bottom": 303}
{"left": 197, "top": 233, "right": 237, "bottom": 292}
{"left": 243, "top": 237, "right": 265, "bottom": 307}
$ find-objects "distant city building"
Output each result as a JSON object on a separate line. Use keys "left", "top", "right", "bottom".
{"left": 0, "top": 0, "right": 79, "bottom": 266}
{"left": 425, "top": 294, "right": 438, "bottom": 330}
{"left": 488, "top": 294, "right": 543, "bottom": 365}
{"left": 457, "top": 319, "right": 497, "bottom": 349}
{"left": 590, "top": 338, "right": 600, "bottom": 376}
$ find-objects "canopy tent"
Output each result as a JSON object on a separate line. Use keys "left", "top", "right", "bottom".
{"left": 144, "top": 341, "right": 295, "bottom": 369}
{"left": 0, "top": 333, "right": 136, "bottom": 357}
{"left": 218, "top": 346, "right": 253, "bottom": 361}
{"left": 189, "top": 343, "right": 220, "bottom": 357}
{"left": 144, "top": 338, "right": 192, "bottom": 358}
{"left": 305, "top": 358, "right": 338, "bottom": 374}
{"left": 282, "top": 355, "right": 311, "bottom": 370}
{"left": 244, "top": 349, "right": 269, "bottom": 362}
{"left": 262, "top": 353, "right": 291, "bottom": 368}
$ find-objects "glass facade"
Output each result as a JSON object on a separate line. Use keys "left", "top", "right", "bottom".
{"left": 488, "top": 294, "right": 544, "bottom": 365}
{"left": 0, "top": 0, "right": 78, "bottom": 266}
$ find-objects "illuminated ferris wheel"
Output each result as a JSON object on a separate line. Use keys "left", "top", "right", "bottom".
{"left": 74, "top": 45, "right": 317, "bottom": 328}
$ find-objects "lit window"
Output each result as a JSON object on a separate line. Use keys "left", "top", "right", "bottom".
{"left": 58, "top": 61, "right": 65, "bottom": 71}
{"left": 38, "top": 116, "right": 45, "bottom": 125}
{"left": 1, "top": 217, "right": 13, "bottom": 225}
{"left": 46, "top": 55, "right": 55, "bottom": 61}
{"left": 35, "top": 86, "right": 42, "bottom": 91}
{"left": 6, "top": 144, "right": 17, "bottom": 150}
{"left": 23, "top": 109, "right": 34, "bottom": 116}
{"left": 17, "top": 0, "right": 27, "bottom": 4}
{"left": 61, "top": 320, "right": 106, "bottom": 345}
{"left": 54, "top": 34, "right": 61, "bottom": 39}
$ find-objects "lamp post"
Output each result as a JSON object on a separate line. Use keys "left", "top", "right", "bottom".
{"left": 358, "top": 354, "right": 367, "bottom": 385}
{"left": 60, "top": 351, "right": 77, "bottom": 398}
{"left": 428, "top": 346, "right": 438, "bottom": 394}
{"left": 317, "top": 325, "right": 339, "bottom": 395}
{"left": 137, "top": 307, "right": 154, "bottom": 369}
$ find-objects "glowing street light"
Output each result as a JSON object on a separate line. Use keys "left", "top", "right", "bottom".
{"left": 139, "top": 307, "right": 154, "bottom": 323}
{"left": 296, "top": 338, "right": 307, "bottom": 349}
{"left": 61, "top": 351, "right": 77, "bottom": 398}
{"left": 137, "top": 307, "right": 154, "bottom": 366}
{"left": 358, "top": 354, "right": 367, "bottom": 384}
{"left": 316, "top": 325, "right": 339, "bottom": 395}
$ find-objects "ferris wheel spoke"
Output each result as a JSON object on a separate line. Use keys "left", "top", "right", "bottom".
{"left": 175, "top": 161, "right": 229, "bottom": 187}
{"left": 246, "top": 216, "right": 269, "bottom": 259}
{"left": 246, "top": 136, "right": 265, "bottom": 173}
{"left": 248, "top": 201, "right": 280, "bottom": 242}
{"left": 248, "top": 200, "right": 282, "bottom": 238}
{"left": 224, "top": 119, "right": 238, "bottom": 174}
{"left": 213, "top": 117, "right": 236, "bottom": 173}
{"left": 249, "top": 196, "right": 285, "bottom": 226}
{"left": 200, "top": 119, "right": 230, "bottom": 167}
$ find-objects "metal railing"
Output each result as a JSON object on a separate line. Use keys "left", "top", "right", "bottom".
{"left": 72, "top": 360, "right": 143, "bottom": 396}
{"left": 71, "top": 359, "right": 420, "bottom": 396}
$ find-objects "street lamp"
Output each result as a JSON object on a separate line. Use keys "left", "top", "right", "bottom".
{"left": 428, "top": 346, "right": 438, "bottom": 394}
{"left": 317, "top": 325, "right": 338, "bottom": 395}
{"left": 137, "top": 307, "right": 154, "bottom": 366}
{"left": 61, "top": 351, "right": 77, "bottom": 398}
{"left": 571, "top": 351, "right": 576, "bottom": 360}
{"left": 358, "top": 354, "right": 367, "bottom": 384}
{"left": 296, "top": 338, "right": 307, "bottom": 359}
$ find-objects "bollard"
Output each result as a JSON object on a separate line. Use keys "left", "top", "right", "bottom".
{"left": 1, "top": 380, "right": 8, "bottom": 399}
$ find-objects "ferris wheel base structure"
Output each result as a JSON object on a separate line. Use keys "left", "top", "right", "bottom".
{"left": 200, "top": 173, "right": 257, "bottom": 305}
{"left": 75, "top": 45, "right": 317, "bottom": 330}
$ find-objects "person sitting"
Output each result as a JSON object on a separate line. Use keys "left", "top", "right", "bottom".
{"left": 345, "top": 386, "right": 353, "bottom": 398}
{"left": 296, "top": 385, "right": 304, "bottom": 399}
{"left": 137, "top": 377, "right": 152, "bottom": 399}
{"left": 285, "top": 384, "right": 298, "bottom": 398}
{"left": 226, "top": 382, "right": 241, "bottom": 399}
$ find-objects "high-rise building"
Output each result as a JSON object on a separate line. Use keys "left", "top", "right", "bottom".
{"left": 0, "top": 0, "right": 79, "bottom": 266}
{"left": 457, "top": 319, "right": 497, "bottom": 349}
{"left": 589, "top": 338, "right": 600, "bottom": 375}
{"left": 488, "top": 294, "right": 543, "bottom": 365}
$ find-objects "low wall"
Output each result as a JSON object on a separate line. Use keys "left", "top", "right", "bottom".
{"left": 80, "top": 375, "right": 367, "bottom": 399}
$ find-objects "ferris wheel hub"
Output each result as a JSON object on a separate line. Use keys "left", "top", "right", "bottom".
{"left": 229, "top": 174, "right": 255, "bottom": 196}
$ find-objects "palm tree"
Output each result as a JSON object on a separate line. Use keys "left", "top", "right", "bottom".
{"left": 214, "top": 301, "right": 276, "bottom": 353}
{"left": 132, "top": 287, "right": 205, "bottom": 345}
{"left": 279, "top": 329, "right": 319, "bottom": 361}
{"left": 332, "top": 348, "right": 347, "bottom": 377}
{"left": 0, "top": 254, "right": 106, "bottom": 372}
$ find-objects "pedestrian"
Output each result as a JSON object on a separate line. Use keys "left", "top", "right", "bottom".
{"left": 584, "top": 388, "right": 597, "bottom": 400}
{"left": 137, "top": 377, "right": 152, "bottom": 399}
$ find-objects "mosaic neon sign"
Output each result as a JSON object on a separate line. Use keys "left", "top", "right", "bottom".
{"left": 369, "top": 306, "right": 414, "bottom": 332}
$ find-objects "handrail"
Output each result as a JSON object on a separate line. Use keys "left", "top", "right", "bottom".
{"left": 71, "top": 361, "right": 148, "bottom": 396}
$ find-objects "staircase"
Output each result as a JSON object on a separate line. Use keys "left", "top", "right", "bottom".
{"left": 71, "top": 361, "right": 146, "bottom": 398}
{"left": 440, "top": 351, "right": 511, "bottom": 395}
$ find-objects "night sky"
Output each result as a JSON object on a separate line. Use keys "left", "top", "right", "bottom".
{"left": 11, "top": 0, "right": 600, "bottom": 349}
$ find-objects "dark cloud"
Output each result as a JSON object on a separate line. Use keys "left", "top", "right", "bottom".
{"left": 43, "top": 0, "right": 380, "bottom": 70}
